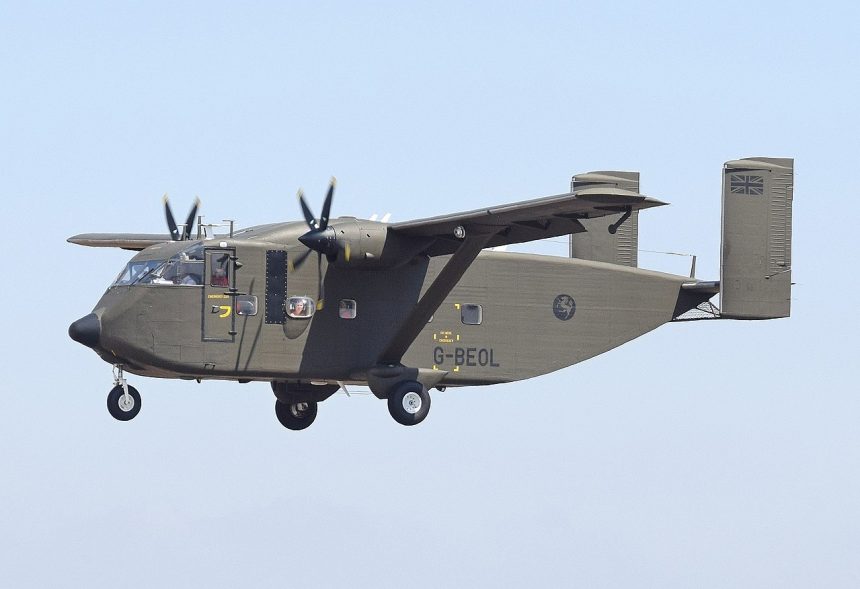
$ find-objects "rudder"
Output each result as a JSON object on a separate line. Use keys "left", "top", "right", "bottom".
{"left": 720, "top": 157, "right": 794, "bottom": 319}
{"left": 569, "top": 171, "right": 640, "bottom": 267}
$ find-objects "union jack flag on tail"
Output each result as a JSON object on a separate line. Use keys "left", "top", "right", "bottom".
{"left": 729, "top": 174, "right": 764, "bottom": 195}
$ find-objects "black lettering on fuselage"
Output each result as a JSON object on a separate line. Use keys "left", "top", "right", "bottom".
{"left": 434, "top": 347, "right": 500, "bottom": 368}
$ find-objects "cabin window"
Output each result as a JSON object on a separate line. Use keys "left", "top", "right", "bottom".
{"left": 236, "top": 295, "right": 258, "bottom": 316}
{"left": 287, "top": 296, "right": 316, "bottom": 319}
{"left": 460, "top": 304, "right": 483, "bottom": 325}
{"left": 339, "top": 299, "right": 357, "bottom": 319}
{"left": 209, "top": 253, "right": 230, "bottom": 287}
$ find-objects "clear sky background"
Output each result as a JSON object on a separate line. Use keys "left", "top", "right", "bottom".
{"left": 1, "top": 1, "right": 858, "bottom": 587}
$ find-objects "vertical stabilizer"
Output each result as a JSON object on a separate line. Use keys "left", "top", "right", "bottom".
{"left": 720, "top": 157, "right": 793, "bottom": 319}
{"left": 569, "top": 171, "right": 639, "bottom": 266}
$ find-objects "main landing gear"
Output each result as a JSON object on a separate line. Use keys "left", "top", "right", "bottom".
{"left": 269, "top": 380, "right": 433, "bottom": 430}
{"left": 274, "top": 399, "right": 318, "bottom": 431}
{"left": 271, "top": 381, "right": 338, "bottom": 431}
{"left": 387, "top": 380, "right": 431, "bottom": 426}
{"left": 107, "top": 365, "right": 141, "bottom": 421}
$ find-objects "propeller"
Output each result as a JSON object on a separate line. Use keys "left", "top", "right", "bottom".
{"left": 290, "top": 178, "right": 352, "bottom": 309}
{"left": 164, "top": 194, "right": 201, "bottom": 241}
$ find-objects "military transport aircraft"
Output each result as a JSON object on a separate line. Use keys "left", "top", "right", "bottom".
{"left": 68, "top": 157, "right": 794, "bottom": 430}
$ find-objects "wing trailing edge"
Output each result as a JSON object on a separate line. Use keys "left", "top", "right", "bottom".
{"left": 389, "top": 188, "right": 666, "bottom": 257}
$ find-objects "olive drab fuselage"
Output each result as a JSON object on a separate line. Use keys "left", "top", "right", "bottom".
{"left": 89, "top": 231, "right": 704, "bottom": 386}
{"left": 69, "top": 158, "right": 793, "bottom": 428}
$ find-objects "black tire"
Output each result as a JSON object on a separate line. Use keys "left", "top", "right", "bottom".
{"left": 107, "top": 384, "right": 142, "bottom": 421}
{"left": 271, "top": 381, "right": 290, "bottom": 403}
{"left": 274, "top": 399, "right": 318, "bottom": 430}
{"left": 387, "top": 381, "right": 431, "bottom": 426}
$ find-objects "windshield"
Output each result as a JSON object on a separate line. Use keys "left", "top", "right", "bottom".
{"left": 113, "top": 260, "right": 164, "bottom": 286}
{"left": 112, "top": 243, "right": 205, "bottom": 287}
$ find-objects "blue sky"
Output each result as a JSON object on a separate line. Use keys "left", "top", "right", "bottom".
{"left": 1, "top": 1, "right": 858, "bottom": 587}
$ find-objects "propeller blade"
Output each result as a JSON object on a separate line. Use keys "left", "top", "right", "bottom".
{"left": 164, "top": 194, "right": 181, "bottom": 241}
{"left": 182, "top": 197, "right": 201, "bottom": 240}
{"left": 316, "top": 253, "right": 324, "bottom": 310}
{"left": 343, "top": 242, "right": 351, "bottom": 262}
{"left": 319, "top": 177, "right": 335, "bottom": 231}
{"left": 297, "top": 189, "right": 318, "bottom": 230}
{"left": 288, "top": 248, "right": 313, "bottom": 272}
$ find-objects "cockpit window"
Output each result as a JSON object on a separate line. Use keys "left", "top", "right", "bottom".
{"left": 112, "top": 244, "right": 206, "bottom": 287}
{"left": 183, "top": 243, "right": 204, "bottom": 261}
{"left": 113, "top": 260, "right": 164, "bottom": 286}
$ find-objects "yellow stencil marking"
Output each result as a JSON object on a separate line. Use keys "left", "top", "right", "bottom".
{"left": 218, "top": 305, "right": 232, "bottom": 318}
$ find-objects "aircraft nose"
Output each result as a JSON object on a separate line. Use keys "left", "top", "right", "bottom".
{"left": 69, "top": 313, "right": 101, "bottom": 348}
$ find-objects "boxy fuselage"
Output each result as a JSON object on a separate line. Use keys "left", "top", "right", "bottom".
{"left": 76, "top": 220, "right": 707, "bottom": 388}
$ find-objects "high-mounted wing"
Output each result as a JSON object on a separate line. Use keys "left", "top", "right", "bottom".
{"left": 377, "top": 187, "right": 666, "bottom": 364}
{"left": 389, "top": 188, "right": 666, "bottom": 256}
{"left": 66, "top": 233, "right": 172, "bottom": 251}
{"left": 68, "top": 196, "right": 200, "bottom": 251}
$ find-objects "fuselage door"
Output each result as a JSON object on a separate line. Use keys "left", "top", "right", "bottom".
{"left": 203, "top": 248, "right": 235, "bottom": 342}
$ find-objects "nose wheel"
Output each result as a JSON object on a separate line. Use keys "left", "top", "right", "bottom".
{"left": 107, "top": 365, "right": 142, "bottom": 421}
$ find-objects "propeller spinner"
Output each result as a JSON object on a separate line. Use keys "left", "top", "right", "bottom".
{"left": 292, "top": 178, "right": 351, "bottom": 272}
{"left": 291, "top": 178, "right": 354, "bottom": 310}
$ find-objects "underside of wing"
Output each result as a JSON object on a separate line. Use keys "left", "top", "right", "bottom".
{"left": 389, "top": 188, "right": 667, "bottom": 256}
{"left": 67, "top": 233, "right": 172, "bottom": 250}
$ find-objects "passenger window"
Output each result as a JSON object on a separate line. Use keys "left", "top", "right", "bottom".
{"left": 339, "top": 299, "right": 357, "bottom": 319}
{"left": 236, "top": 295, "right": 258, "bottom": 316}
{"left": 209, "top": 253, "right": 230, "bottom": 287}
{"left": 287, "top": 296, "right": 315, "bottom": 319}
{"left": 461, "top": 304, "right": 483, "bottom": 325}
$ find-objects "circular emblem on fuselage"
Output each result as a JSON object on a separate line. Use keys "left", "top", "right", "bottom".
{"left": 553, "top": 294, "right": 576, "bottom": 321}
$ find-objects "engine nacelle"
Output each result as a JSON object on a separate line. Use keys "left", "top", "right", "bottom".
{"left": 321, "top": 218, "right": 430, "bottom": 269}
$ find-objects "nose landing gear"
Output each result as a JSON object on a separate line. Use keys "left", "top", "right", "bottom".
{"left": 107, "top": 365, "right": 141, "bottom": 421}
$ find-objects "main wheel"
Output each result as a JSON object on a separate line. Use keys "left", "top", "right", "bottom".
{"left": 274, "top": 399, "right": 318, "bottom": 430}
{"left": 387, "top": 381, "right": 431, "bottom": 426}
{"left": 107, "top": 385, "right": 141, "bottom": 421}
